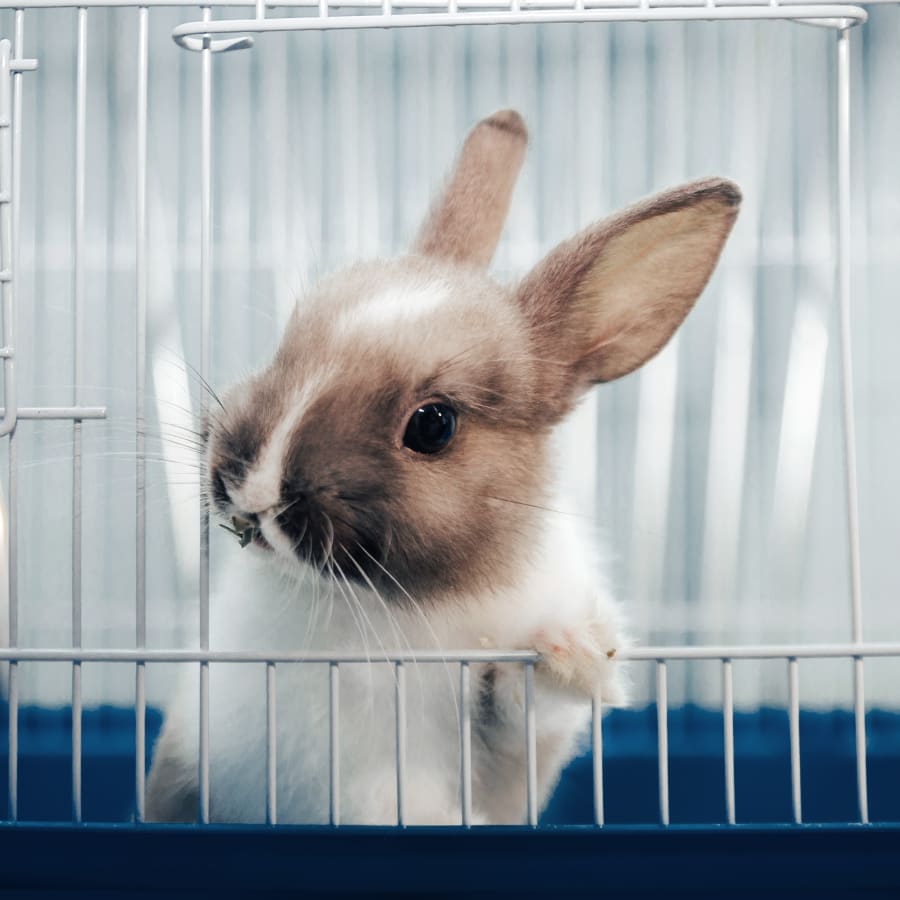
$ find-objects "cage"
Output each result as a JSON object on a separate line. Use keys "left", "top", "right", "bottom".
{"left": 0, "top": 0, "right": 898, "bottom": 895}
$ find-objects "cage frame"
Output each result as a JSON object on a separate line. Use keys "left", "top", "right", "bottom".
{"left": 0, "top": 0, "right": 898, "bottom": 895}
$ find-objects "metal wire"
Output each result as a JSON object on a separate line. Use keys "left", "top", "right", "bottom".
{"left": 329, "top": 662, "right": 340, "bottom": 827}
{"left": 592, "top": 688, "right": 604, "bottom": 826}
{"left": 722, "top": 660, "right": 736, "bottom": 825}
{"left": 70, "top": 6, "right": 88, "bottom": 824}
{"left": 134, "top": 3, "right": 149, "bottom": 824}
{"left": 199, "top": 660, "right": 210, "bottom": 823}
{"left": 788, "top": 658, "right": 802, "bottom": 824}
{"left": 0, "top": 643, "right": 898, "bottom": 663}
{"left": 0, "top": 35, "right": 14, "bottom": 440}
{"left": 197, "top": 5, "right": 212, "bottom": 826}
{"left": 395, "top": 661, "right": 407, "bottom": 827}
{"left": 459, "top": 661, "right": 472, "bottom": 827}
{"left": 171, "top": 6, "right": 867, "bottom": 53}
{"left": 199, "top": 3, "right": 211, "bottom": 655}
{"left": 524, "top": 662, "right": 537, "bottom": 827}
{"left": 1, "top": 20, "right": 21, "bottom": 820}
{"left": 265, "top": 662, "right": 277, "bottom": 825}
{"left": 836, "top": 27, "right": 870, "bottom": 827}
{"left": 657, "top": 661, "right": 669, "bottom": 826}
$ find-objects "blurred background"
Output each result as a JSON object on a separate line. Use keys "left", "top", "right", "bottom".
{"left": 0, "top": 8, "right": 898, "bottom": 711}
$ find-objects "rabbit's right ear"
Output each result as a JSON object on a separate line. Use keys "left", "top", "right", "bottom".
{"left": 413, "top": 110, "right": 527, "bottom": 270}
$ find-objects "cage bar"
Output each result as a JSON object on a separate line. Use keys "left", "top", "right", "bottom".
{"left": 72, "top": 663, "right": 82, "bottom": 821}
{"left": 171, "top": 5, "right": 869, "bottom": 52}
{"left": 395, "top": 661, "right": 407, "bottom": 826}
{"left": 70, "top": 6, "right": 88, "bottom": 825}
{"left": 6, "top": 659, "right": 16, "bottom": 819}
{"left": 0, "top": 406, "right": 105, "bottom": 419}
{"left": 524, "top": 661, "right": 537, "bottom": 827}
{"left": 196, "top": 7, "right": 212, "bottom": 826}
{"left": 265, "top": 662, "right": 277, "bottom": 825}
{"left": 592, "top": 688, "right": 604, "bottom": 826}
{"left": 329, "top": 661, "right": 340, "bottom": 826}
{"left": 657, "top": 661, "right": 669, "bottom": 826}
{"left": 199, "top": 661, "right": 210, "bottom": 823}
{"left": 1, "top": 644, "right": 898, "bottom": 664}
{"left": 853, "top": 657, "right": 868, "bottom": 823}
{"left": 2, "top": 13, "right": 22, "bottom": 821}
{"left": 459, "top": 661, "right": 472, "bottom": 826}
{"left": 0, "top": 35, "right": 15, "bottom": 439}
{"left": 135, "top": 661, "right": 146, "bottom": 818}
{"left": 836, "top": 27, "right": 869, "bottom": 827}
{"left": 134, "top": 3, "right": 149, "bottom": 824}
{"left": 788, "top": 658, "right": 802, "bottom": 823}
{"left": 722, "top": 659, "right": 735, "bottom": 825}
{"left": 199, "top": 4, "right": 211, "bottom": 655}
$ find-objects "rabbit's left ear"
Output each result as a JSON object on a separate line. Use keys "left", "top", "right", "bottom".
{"left": 517, "top": 178, "right": 740, "bottom": 411}
{"left": 413, "top": 109, "right": 527, "bottom": 269}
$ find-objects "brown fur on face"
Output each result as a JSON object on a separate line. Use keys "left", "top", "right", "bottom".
{"left": 206, "top": 112, "right": 741, "bottom": 605}
{"left": 209, "top": 257, "right": 550, "bottom": 599}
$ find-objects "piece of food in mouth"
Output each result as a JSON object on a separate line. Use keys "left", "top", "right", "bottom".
{"left": 219, "top": 515, "right": 257, "bottom": 549}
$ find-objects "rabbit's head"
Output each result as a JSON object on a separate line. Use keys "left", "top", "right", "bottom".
{"left": 207, "top": 110, "right": 740, "bottom": 601}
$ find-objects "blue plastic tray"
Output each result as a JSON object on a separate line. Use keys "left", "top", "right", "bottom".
{"left": 1, "top": 705, "right": 898, "bottom": 897}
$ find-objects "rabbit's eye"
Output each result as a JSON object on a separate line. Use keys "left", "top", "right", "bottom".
{"left": 403, "top": 403, "right": 456, "bottom": 455}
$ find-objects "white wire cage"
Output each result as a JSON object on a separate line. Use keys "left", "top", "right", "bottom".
{"left": 0, "top": 0, "right": 897, "bottom": 846}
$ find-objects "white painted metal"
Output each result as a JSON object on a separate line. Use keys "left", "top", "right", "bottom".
{"left": 459, "top": 661, "right": 472, "bottom": 827}
{"left": 836, "top": 27, "right": 870, "bottom": 827}
{"left": 592, "top": 689, "right": 604, "bottom": 826}
{"left": 0, "top": 406, "right": 105, "bottom": 418}
{"left": 71, "top": 661, "right": 82, "bottom": 821}
{"left": 171, "top": 6, "right": 867, "bottom": 53}
{"left": 70, "top": 6, "right": 87, "bottom": 825}
{"left": 199, "top": 660, "right": 210, "bottom": 823}
{"left": 134, "top": 3, "right": 148, "bottom": 824}
{"left": 0, "top": 0, "right": 885, "bottom": 6}
{"left": 657, "top": 661, "right": 669, "bottom": 826}
{"left": 788, "top": 658, "right": 802, "bottom": 823}
{"left": 329, "top": 662, "right": 340, "bottom": 826}
{"left": 0, "top": 37, "right": 14, "bottom": 439}
{"left": 525, "top": 662, "right": 537, "bottom": 827}
{"left": 199, "top": 3, "right": 211, "bottom": 655}
{"left": 265, "top": 662, "right": 276, "bottom": 824}
{"left": 1, "top": 29, "right": 17, "bottom": 820}
{"left": 6, "top": 655, "right": 15, "bottom": 819}
{"left": 197, "top": 6, "right": 212, "bottom": 827}
{"left": 0, "top": 643, "right": 898, "bottom": 663}
{"left": 395, "top": 660, "right": 407, "bottom": 826}
{"left": 722, "top": 660, "right": 735, "bottom": 825}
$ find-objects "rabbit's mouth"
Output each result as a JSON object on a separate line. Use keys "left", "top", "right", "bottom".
{"left": 219, "top": 513, "right": 274, "bottom": 553}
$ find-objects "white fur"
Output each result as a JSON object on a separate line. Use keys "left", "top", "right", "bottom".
{"left": 154, "top": 499, "right": 625, "bottom": 825}
{"left": 335, "top": 282, "right": 451, "bottom": 337}
{"left": 229, "top": 377, "right": 327, "bottom": 517}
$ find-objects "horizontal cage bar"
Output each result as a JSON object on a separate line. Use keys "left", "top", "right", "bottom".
{"left": 0, "top": 643, "right": 897, "bottom": 664}
{"left": 171, "top": 5, "right": 867, "bottom": 51}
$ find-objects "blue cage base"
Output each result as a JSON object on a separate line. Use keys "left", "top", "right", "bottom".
{"left": 2, "top": 705, "right": 899, "bottom": 897}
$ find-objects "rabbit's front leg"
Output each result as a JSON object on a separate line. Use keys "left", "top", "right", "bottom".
{"left": 527, "top": 599, "right": 627, "bottom": 703}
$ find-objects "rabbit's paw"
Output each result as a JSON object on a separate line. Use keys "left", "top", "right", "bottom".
{"left": 529, "top": 618, "right": 625, "bottom": 703}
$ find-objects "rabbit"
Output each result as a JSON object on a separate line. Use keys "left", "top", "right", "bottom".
{"left": 146, "top": 109, "right": 740, "bottom": 826}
